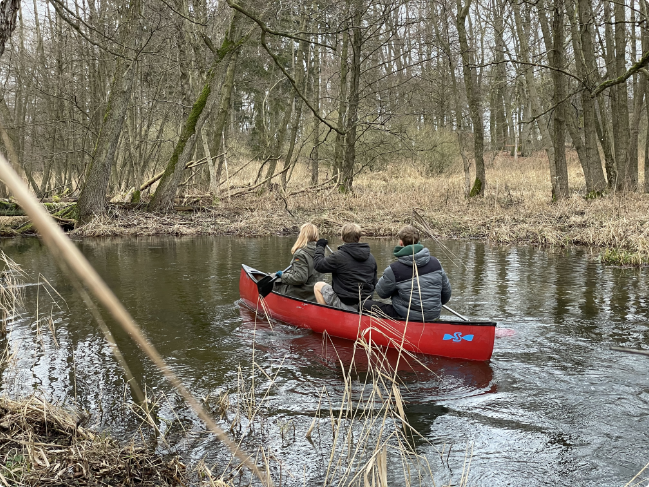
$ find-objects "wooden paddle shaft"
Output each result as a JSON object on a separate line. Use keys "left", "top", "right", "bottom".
{"left": 443, "top": 304, "right": 468, "bottom": 321}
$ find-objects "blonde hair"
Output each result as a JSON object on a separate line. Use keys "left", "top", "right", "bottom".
{"left": 291, "top": 223, "right": 319, "bottom": 254}
{"left": 341, "top": 223, "right": 361, "bottom": 243}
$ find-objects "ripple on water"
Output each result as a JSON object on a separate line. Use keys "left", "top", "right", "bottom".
{"left": 0, "top": 236, "right": 648, "bottom": 486}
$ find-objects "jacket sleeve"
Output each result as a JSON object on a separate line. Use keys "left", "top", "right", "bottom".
{"left": 313, "top": 245, "right": 339, "bottom": 273}
{"left": 440, "top": 268, "right": 452, "bottom": 304}
{"left": 375, "top": 266, "right": 396, "bottom": 299}
{"left": 280, "top": 250, "right": 310, "bottom": 285}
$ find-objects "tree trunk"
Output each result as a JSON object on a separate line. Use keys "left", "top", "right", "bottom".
{"left": 645, "top": 80, "right": 649, "bottom": 192}
{"left": 493, "top": 0, "right": 507, "bottom": 151}
{"left": 77, "top": 1, "right": 142, "bottom": 223}
{"left": 566, "top": 0, "right": 607, "bottom": 193}
{"left": 263, "top": 99, "right": 293, "bottom": 187}
{"left": 611, "top": 0, "right": 632, "bottom": 190}
{"left": 280, "top": 11, "right": 309, "bottom": 189}
{"left": 212, "top": 43, "right": 240, "bottom": 192}
{"left": 550, "top": 0, "right": 569, "bottom": 199}
{"left": 0, "top": 0, "right": 19, "bottom": 58}
{"left": 149, "top": 12, "right": 241, "bottom": 211}
{"left": 340, "top": 3, "right": 362, "bottom": 193}
{"left": 513, "top": 1, "right": 555, "bottom": 170}
{"left": 311, "top": 32, "right": 320, "bottom": 186}
{"left": 333, "top": 30, "right": 349, "bottom": 177}
{"left": 457, "top": 0, "right": 485, "bottom": 196}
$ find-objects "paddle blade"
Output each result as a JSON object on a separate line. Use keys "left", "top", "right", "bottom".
{"left": 257, "top": 275, "right": 276, "bottom": 298}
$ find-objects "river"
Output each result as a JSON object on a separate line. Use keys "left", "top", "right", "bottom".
{"left": 1, "top": 236, "right": 647, "bottom": 486}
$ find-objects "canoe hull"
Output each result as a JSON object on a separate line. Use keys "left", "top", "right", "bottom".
{"left": 239, "top": 265, "right": 496, "bottom": 361}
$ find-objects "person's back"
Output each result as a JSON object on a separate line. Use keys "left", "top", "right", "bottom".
{"left": 365, "top": 225, "right": 451, "bottom": 321}
{"left": 274, "top": 224, "right": 323, "bottom": 302}
{"left": 313, "top": 223, "right": 377, "bottom": 311}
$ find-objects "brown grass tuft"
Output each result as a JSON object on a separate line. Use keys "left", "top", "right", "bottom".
{"left": 0, "top": 396, "right": 187, "bottom": 486}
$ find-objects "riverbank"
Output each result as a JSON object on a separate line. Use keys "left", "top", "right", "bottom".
{"left": 0, "top": 395, "right": 187, "bottom": 486}
{"left": 4, "top": 153, "right": 649, "bottom": 265}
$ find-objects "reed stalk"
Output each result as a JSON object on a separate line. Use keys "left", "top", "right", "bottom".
{"left": 0, "top": 154, "right": 268, "bottom": 485}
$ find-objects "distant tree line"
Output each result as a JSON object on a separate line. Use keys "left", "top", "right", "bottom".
{"left": 0, "top": 0, "right": 647, "bottom": 221}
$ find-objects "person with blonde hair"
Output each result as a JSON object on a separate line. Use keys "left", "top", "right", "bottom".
{"left": 313, "top": 223, "right": 377, "bottom": 311}
{"left": 273, "top": 223, "right": 323, "bottom": 301}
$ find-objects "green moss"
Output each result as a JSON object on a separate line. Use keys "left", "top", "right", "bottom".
{"left": 149, "top": 80, "right": 212, "bottom": 209}
{"left": 131, "top": 190, "right": 141, "bottom": 203}
{"left": 468, "top": 178, "right": 482, "bottom": 197}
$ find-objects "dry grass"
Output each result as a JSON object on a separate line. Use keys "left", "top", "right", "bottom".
{"left": 0, "top": 396, "right": 187, "bottom": 486}
{"left": 60, "top": 152, "right": 649, "bottom": 264}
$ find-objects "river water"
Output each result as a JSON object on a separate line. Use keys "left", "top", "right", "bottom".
{"left": 1, "top": 236, "right": 648, "bottom": 486}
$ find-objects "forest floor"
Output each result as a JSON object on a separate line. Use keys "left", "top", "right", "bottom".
{"left": 4, "top": 150, "right": 649, "bottom": 265}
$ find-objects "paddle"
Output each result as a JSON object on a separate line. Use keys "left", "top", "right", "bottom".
{"left": 257, "top": 265, "right": 291, "bottom": 298}
{"left": 443, "top": 304, "right": 468, "bottom": 321}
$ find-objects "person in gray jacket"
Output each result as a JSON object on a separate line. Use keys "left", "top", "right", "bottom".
{"left": 274, "top": 223, "right": 323, "bottom": 301}
{"left": 362, "top": 225, "right": 451, "bottom": 321}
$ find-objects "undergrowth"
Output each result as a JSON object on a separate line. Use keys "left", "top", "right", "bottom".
{"left": 41, "top": 151, "right": 649, "bottom": 266}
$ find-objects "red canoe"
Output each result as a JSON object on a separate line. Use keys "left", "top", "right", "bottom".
{"left": 239, "top": 265, "right": 497, "bottom": 361}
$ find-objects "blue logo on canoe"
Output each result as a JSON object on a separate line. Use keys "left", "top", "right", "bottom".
{"left": 443, "top": 332, "right": 474, "bottom": 343}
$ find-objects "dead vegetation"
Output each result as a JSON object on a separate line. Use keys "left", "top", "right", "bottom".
{"left": 22, "top": 153, "right": 641, "bottom": 265}
{"left": 0, "top": 396, "right": 187, "bottom": 486}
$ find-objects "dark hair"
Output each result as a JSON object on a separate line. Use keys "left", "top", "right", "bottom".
{"left": 397, "top": 225, "right": 419, "bottom": 246}
{"left": 341, "top": 223, "right": 361, "bottom": 243}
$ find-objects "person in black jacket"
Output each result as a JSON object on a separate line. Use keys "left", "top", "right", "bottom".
{"left": 313, "top": 223, "right": 377, "bottom": 311}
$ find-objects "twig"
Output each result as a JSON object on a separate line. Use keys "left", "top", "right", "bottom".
{"left": 225, "top": 165, "right": 291, "bottom": 199}
{"left": 610, "top": 346, "right": 649, "bottom": 357}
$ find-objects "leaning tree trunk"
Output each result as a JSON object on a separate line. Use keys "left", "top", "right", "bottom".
{"left": 148, "top": 12, "right": 241, "bottom": 211}
{"left": 457, "top": 0, "right": 485, "bottom": 196}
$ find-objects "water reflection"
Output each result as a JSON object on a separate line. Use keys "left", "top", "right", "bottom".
{"left": 0, "top": 236, "right": 648, "bottom": 486}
